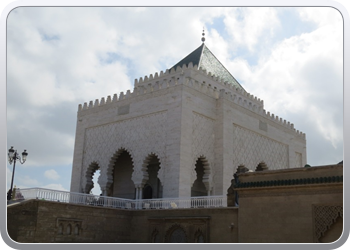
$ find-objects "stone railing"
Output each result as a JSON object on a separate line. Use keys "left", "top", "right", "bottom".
{"left": 15, "top": 188, "right": 227, "bottom": 210}
{"left": 133, "top": 195, "right": 227, "bottom": 209}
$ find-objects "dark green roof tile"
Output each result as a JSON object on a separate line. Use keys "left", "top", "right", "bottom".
{"left": 170, "top": 43, "right": 245, "bottom": 91}
{"left": 235, "top": 175, "right": 343, "bottom": 189}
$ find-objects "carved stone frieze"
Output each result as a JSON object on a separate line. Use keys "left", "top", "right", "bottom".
{"left": 233, "top": 124, "right": 289, "bottom": 170}
{"left": 191, "top": 112, "right": 215, "bottom": 189}
{"left": 295, "top": 152, "right": 302, "bottom": 168}
{"left": 56, "top": 218, "right": 83, "bottom": 236}
{"left": 149, "top": 216, "right": 210, "bottom": 243}
{"left": 313, "top": 204, "right": 343, "bottom": 243}
{"left": 82, "top": 111, "right": 167, "bottom": 191}
{"left": 238, "top": 186, "right": 342, "bottom": 198}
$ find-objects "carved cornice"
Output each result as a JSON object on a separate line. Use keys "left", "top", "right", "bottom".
{"left": 235, "top": 175, "right": 343, "bottom": 189}
{"left": 238, "top": 185, "right": 343, "bottom": 198}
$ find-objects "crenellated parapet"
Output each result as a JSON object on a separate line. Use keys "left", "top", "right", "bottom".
{"left": 77, "top": 63, "right": 305, "bottom": 139}
{"left": 216, "top": 89, "right": 305, "bottom": 139}
{"left": 78, "top": 89, "right": 135, "bottom": 112}
{"left": 264, "top": 111, "right": 305, "bottom": 139}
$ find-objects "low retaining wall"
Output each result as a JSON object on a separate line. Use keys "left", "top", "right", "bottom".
{"left": 7, "top": 199, "right": 238, "bottom": 243}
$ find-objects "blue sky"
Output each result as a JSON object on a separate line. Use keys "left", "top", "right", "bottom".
{"left": 5, "top": 6, "right": 343, "bottom": 195}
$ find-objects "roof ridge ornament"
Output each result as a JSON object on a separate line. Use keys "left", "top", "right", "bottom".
{"left": 201, "top": 28, "right": 205, "bottom": 43}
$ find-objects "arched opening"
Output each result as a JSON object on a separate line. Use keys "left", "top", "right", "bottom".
{"left": 108, "top": 150, "right": 135, "bottom": 199}
{"left": 165, "top": 225, "right": 187, "bottom": 243}
{"left": 58, "top": 223, "right": 63, "bottom": 235}
{"left": 84, "top": 162, "right": 101, "bottom": 194}
{"left": 191, "top": 158, "right": 208, "bottom": 197}
{"left": 195, "top": 230, "right": 205, "bottom": 243}
{"left": 66, "top": 224, "right": 72, "bottom": 235}
{"left": 90, "top": 169, "right": 102, "bottom": 195}
{"left": 196, "top": 234, "right": 205, "bottom": 243}
{"left": 74, "top": 224, "right": 80, "bottom": 235}
{"left": 142, "top": 154, "right": 163, "bottom": 199}
{"left": 151, "top": 229, "right": 161, "bottom": 243}
{"left": 143, "top": 184, "right": 153, "bottom": 199}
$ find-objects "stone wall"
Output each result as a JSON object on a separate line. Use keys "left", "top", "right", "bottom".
{"left": 7, "top": 200, "right": 38, "bottom": 243}
{"left": 71, "top": 65, "right": 306, "bottom": 199}
{"left": 8, "top": 165, "right": 342, "bottom": 244}
{"left": 130, "top": 207, "right": 238, "bottom": 243}
{"left": 7, "top": 199, "right": 133, "bottom": 243}
{"left": 236, "top": 164, "right": 343, "bottom": 243}
{"left": 7, "top": 200, "right": 238, "bottom": 243}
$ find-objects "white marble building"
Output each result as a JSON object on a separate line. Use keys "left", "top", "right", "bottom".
{"left": 70, "top": 41, "right": 306, "bottom": 199}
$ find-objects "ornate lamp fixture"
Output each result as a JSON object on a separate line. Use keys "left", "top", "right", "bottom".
{"left": 7, "top": 146, "right": 28, "bottom": 201}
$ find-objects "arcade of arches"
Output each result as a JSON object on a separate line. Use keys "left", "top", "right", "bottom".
{"left": 86, "top": 150, "right": 164, "bottom": 200}
{"left": 85, "top": 151, "right": 211, "bottom": 199}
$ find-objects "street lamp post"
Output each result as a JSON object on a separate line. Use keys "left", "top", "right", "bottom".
{"left": 7, "top": 146, "right": 28, "bottom": 201}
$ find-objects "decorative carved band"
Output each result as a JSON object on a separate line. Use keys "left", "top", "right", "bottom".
{"left": 235, "top": 176, "right": 343, "bottom": 189}
{"left": 191, "top": 112, "right": 215, "bottom": 187}
{"left": 82, "top": 111, "right": 168, "bottom": 190}
{"left": 313, "top": 204, "right": 343, "bottom": 243}
{"left": 149, "top": 217, "right": 209, "bottom": 243}
{"left": 239, "top": 187, "right": 342, "bottom": 198}
{"left": 232, "top": 124, "right": 289, "bottom": 171}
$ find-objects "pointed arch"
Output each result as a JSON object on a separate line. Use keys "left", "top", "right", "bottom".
{"left": 165, "top": 224, "right": 188, "bottom": 243}
{"left": 142, "top": 184, "right": 153, "bottom": 199}
{"left": 140, "top": 153, "right": 163, "bottom": 199}
{"left": 194, "top": 228, "right": 206, "bottom": 243}
{"left": 58, "top": 223, "right": 63, "bottom": 235}
{"left": 74, "top": 224, "right": 80, "bottom": 235}
{"left": 66, "top": 224, "right": 72, "bottom": 235}
{"left": 191, "top": 156, "right": 211, "bottom": 196}
{"left": 104, "top": 148, "right": 135, "bottom": 198}
{"left": 82, "top": 162, "right": 100, "bottom": 194}
{"left": 151, "top": 229, "right": 161, "bottom": 243}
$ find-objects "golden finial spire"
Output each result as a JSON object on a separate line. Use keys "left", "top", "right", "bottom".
{"left": 201, "top": 28, "right": 205, "bottom": 43}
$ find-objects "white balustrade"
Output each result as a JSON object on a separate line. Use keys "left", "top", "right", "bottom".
{"left": 15, "top": 188, "right": 227, "bottom": 210}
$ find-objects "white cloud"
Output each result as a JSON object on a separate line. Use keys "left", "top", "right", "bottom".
{"left": 297, "top": 7, "right": 343, "bottom": 28}
{"left": 7, "top": 121, "right": 76, "bottom": 167}
{"left": 223, "top": 7, "right": 280, "bottom": 52}
{"left": 5, "top": 6, "right": 343, "bottom": 189}
{"left": 44, "top": 169, "right": 60, "bottom": 180}
{"left": 16, "top": 176, "right": 40, "bottom": 187}
{"left": 205, "top": 29, "right": 230, "bottom": 67}
{"left": 233, "top": 8, "right": 343, "bottom": 152}
{"left": 42, "top": 183, "right": 68, "bottom": 191}
{"left": 90, "top": 170, "right": 102, "bottom": 195}
{"left": 7, "top": 7, "right": 132, "bottom": 108}
{"left": 6, "top": 7, "right": 233, "bottom": 171}
{"left": 7, "top": 167, "right": 13, "bottom": 189}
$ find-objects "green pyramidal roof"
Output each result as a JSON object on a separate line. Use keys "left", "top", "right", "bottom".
{"left": 170, "top": 43, "right": 245, "bottom": 91}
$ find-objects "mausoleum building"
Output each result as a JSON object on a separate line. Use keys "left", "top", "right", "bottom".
{"left": 70, "top": 40, "right": 307, "bottom": 199}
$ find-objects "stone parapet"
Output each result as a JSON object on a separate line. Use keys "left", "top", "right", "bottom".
{"left": 237, "top": 164, "right": 343, "bottom": 183}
